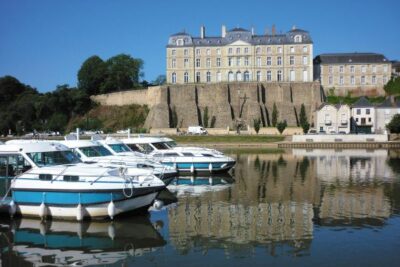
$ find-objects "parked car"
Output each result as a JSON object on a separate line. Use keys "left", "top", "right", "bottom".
{"left": 187, "top": 126, "right": 208, "bottom": 135}
{"left": 307, "top": 129, "right": 317, "bottom": 134}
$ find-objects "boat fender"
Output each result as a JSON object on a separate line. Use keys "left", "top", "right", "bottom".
{"left": 153, "top": 199, "right": 164, "bottom": 210}
{"left": 108, "top": 200, "right": 116, "bottom": 220}
{"left": 76, "top": 203, "right": 84, "bottom": 221}
{"left": 8, "top": 200, "right": 16, "bottom": 218}
{"left": 39, "top": 193, "right": 48, "bottom": 221}
{"left": 209, "top": 163, "right": 213, "bottom": 173}
{"left": 108, "top": 223, "right": 116, "bottom": 240}
{"left": 39, "top": 222, "right": 47, "bottom": 236}
{"left": 190, "top": 164, "right": 194, "bottom": 173}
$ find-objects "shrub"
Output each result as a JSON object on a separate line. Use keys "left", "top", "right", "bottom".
{"left": 253, "top": 118, "right": 261, "bottom": 134}
{"left": 387, "top": 114, "right": 400, "bottom": 133}
{"left": 277, "top": 120, "right": 287, "bottom": 134}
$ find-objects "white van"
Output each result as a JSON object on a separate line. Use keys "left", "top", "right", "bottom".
{"left": 187, "top": 126, "right": 208, "bottom": 135}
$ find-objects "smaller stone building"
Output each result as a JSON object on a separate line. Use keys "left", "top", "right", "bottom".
{"left": 351, "top": 97, "right": 375, "bottom": 133}
{"left": 315, "top": 103, "right": 351, "bottom": 133}
{"left": 375, "top": 97, "right": 400, "bottom": 134}
{"left": 314, "top": 53, "right": 392, "bottom": 96}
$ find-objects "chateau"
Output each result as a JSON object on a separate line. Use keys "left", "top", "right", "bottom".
{"left": 166, "top": 25, "right": 313, "bottom": 84}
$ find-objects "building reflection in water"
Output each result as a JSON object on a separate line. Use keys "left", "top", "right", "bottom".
{"left": 167, "top": 150, "right": 400, "bottom": 256}
{"left": 0, "top": 216, "right": 166, "bottom": 266}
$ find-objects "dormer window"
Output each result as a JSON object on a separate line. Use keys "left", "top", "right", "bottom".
{"left": 294, "top": 35, "right": 302, "bottom": 43}
{"left": 176, "top": 39, "right": 184, "bottom": 46}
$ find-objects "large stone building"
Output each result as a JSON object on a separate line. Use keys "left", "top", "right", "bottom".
{"left": 314, "top": 53, "right": 392, "bottom": 96}
{"left": 166, "top": 25, "right": 313, "bottom": 84}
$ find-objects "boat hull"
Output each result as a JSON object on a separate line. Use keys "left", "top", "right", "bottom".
{"left": 162, "top": 161, "right": 236, "bottom": 174}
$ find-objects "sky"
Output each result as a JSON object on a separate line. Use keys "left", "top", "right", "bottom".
{"left": 0, "top": 0, "right": 399, "bottom": 92}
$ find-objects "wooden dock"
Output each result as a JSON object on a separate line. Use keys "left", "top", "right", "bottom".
{"left": 277, "top": 142, "right": 400, "bottom": 149}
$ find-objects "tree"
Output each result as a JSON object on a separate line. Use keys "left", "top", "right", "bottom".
{"left": 152, "top": 75, "right": 166, "bottom": 86}
{"left": 272, "top": 102, "right": 278, "bottom": 127}
{"left": 77, "top": 55, "right": 107, "bottom": 96}
{"left": 387, "top": 114, "right": 400, "bottom": 133}
{"left": 299, "top": 104, "right": 310, "bottom": 133}
{"left": 203, "top": 107, "right": 209, "bottom": 128}
{"left": 384, "top": 77, "right": 400, "bottom": 95}
{"left": 277, "top": 120, "right": 287, "bottom": 134}
{"left": 100, "top": 54, "right": 144, "bottom": 93}
{"left": 170, "top": 106, "right": 178, "bottom": 128}
{"left": 210, "top": 116, "right": 216, "bottom": 128}
{"left": 253, "top": 118, "right": 261, "bottom": 134}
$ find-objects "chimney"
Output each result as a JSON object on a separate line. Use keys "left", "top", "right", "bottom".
{"left": 272, "top": 24, "right": 276, "bottom": 35}
{"left": 251, "top": 26, "right": 255, "bottom": 36}
{"left": 200, "top": 25, "right": 205, "bottom": 39}
{"left": 221, "top": 25, "right": 226, "bottom": 38}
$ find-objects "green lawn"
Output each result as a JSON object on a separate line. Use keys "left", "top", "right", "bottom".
{"left": 169, "top": 135, "right": 285, "bottom": 143}
{"left": 221, "top": 148, "right": 285, "bottom": 154}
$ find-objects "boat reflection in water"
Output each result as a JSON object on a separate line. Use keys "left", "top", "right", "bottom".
{"left": 167, "top": 174, "right": 235, "bottom": 196}
{"left": 0, "top": 216, "right": 166, "bottom": 266}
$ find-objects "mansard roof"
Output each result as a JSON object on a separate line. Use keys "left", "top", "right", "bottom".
{"left": 314, "top": 53, "right": 390, "bottom": 65}
{"left": 352, "top": 96, "right": 373, "bottom": 108}
{"left": 167, "top": 26, "right": 312, "bottom": 47}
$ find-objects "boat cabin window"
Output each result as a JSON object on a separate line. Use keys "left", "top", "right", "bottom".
{"left": 151, "top": 142, "right": 170, "bottom": 150}
{"left": 166, "top": 141, "right": 178, "bottom": 148}
{"left": 202, "top": 153, "right": 214, "bottom": 157}
{"left": 164, "top": 153, "right": 179, "bottom": 157}
{"left": 182, "top": 152, "right": 194, "bottom": 157}
{"left": 39, "top": 174, "right": 52, "bottom": 180}
{"left": 109, "top": 143, "right": 132, "bottom": 153}
{"left": 79, "top": 146, "right": 112, "bottom": 157}
{"left": 63, "top": 175, "right": 79, "bottom": 182}
{"left": 27, "top": 150, "right": 81, "bottom": 167}
{"left": 0, "top": 154, "right": 32, "bottom": 177}
{"left": 126, "top": 143, "right": 154, "bottom": 154}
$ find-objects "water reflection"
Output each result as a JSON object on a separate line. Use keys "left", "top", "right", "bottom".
{"left": 0, "top": 216, "right": 166, "bottom": 266}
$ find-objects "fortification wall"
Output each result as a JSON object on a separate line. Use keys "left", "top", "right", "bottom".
{"left": 91, "top": 82, "right": 322, "bottom": 129}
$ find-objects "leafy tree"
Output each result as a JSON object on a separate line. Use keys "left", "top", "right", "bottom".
{"left": 100, "top": 54, "right": 143, "bottom": 93}
{"left": 387, "top": 114, "right": 400, "bottom": 133}
{"left": 203, "top": 106, "right": 209, "bottom": 128}
{"left": 210, "top": 116, "right": 216, "bottom": 128}
{"left": 299, "top": 104, "right": 310, "bottom": 133}
{"left": 384, "top": 77, "right": 400, "bottom": 95}
{"left": 77, "top": 55, "right": 107, "bottom": 96}
{"left": 277, "top": 120, "right": 287, "bottom": 134}
{"left": 272, "top": 102, "right": 278, "bottom": 127}
{"left": 0, "top": 75, "right": 36, "bottom": 105}
{"left": 253, "top": 118, "right": 261, "bottom": 134}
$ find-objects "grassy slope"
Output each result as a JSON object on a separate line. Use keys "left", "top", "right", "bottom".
{"left": 170, "top": 135, "right": 285, "bottom": 143}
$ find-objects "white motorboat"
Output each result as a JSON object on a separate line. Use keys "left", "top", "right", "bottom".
{"left": 0, "top": 142, "right": 165, "bottom": 220}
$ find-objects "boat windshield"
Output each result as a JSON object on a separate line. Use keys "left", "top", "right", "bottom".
{"left": 166, "top": 141, "right": 177, "bottom": 148}
{"left": 27, "top": 150, "right": 82, "bottom": 167}
{"left": 109, "top": 143, "right": 132, "bottom": 153}
{"left": 79, "top": 146, "right": 113, "bottom": 157}
{"left": 151, "top": 142, "right": 170, "bottom": 150}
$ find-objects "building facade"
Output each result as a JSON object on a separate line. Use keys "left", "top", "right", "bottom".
{"left": 315, "top": 103, "right": 351, "bottom": 133}
{"left": 166, "top": 25, "right": 313, "bottom": 84}
{"left": 351, "top": 96, "right": 375, "bottom": 133}
{"left": 375, "top": 97, "right": 400, "bottom": 134}
{"left": 314, "top": 53, "right": 392, "bottom": 96}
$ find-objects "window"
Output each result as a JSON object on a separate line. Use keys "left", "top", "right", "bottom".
{"left": 236, "top": 47, "right": 240, "bottom": 54}
{"left": 329, "top": 76, "right": 333, "bottom": 85}
{"left": 171, "top": 49, "right": 176, "bottom": 56}
{"left": 171, "top": 72, "right": 177, "bottom": 84}
{"left": 236, "top": 57, "right": 241, "bottom": 66}
{"left": 196, "top": 72, "right": 201, "bottom": 83}
{"left": 184, "top": 49, "right": 188, "bottom": 56}
{"left": 196, "top": 58, "right": 200, "bottom": 67}
{"left": 228, "top": 57, "right": 233, "bottom": 66}
{"left": 290, "top": 56, "right": 294, "bottom": 65}
{"left": 355, "top": 118, "right": 359, "bottom": 122}
{"left": 290, "top": 46, "right": 294, "bottom": 53}
{"left": 256, "top": 71, "right": 261, "bottom": 81}
{"left": 206, "top": 71, "right": 211, "bottom": 82}
{"left": 277, "top": 70, "right": 282, "bottom": 81}
{"left": 171, "top": 59, "right": 176, "bottom": 68}
{"left": 366, "top": 108, "right": 370, "bottom": 115}
{"left": 267, "top": 57, "right": 271, "bottom": 66}
{"left": 339, "top": 66, "right": 344, "bottom": 73}
{"left": 228, "top": 71, "right": 234, "bottom": 81}
{"left": 383, "top": 65, "right": 388, "bottom": 72}
{"left": 244, "top": 47, "right": 249, "bottom": 54}
{"left": 244, "top": 71, "right": 250, "bottom": 82}
{"left": 303, "top": 70, "right": 308, "bottom": 82}
{"left": 206, "top": 49, "right": 211, "bottom": 55}
{"left": 278, "top": 47, "right": 282, "bottom": 53}
{"left": 0, "top": 154, "right": 32, "bottom": 177}
{"left": 294, "top": 35, "right": 302, "bottom": 42}
{"left": 340, "top": 76, "right": 344, "bottom": 85}
{"left": 196, "top": 49, "right": 200, "bottom": 55}
{"left": 329, "top": 66, "right": 333, "bottom": 74}
{"left": 372, "top": 65, "right": 376, "bottom": 73}
{"left": 184, "top": 58, "right": 189, "bottom": 67}
{"left": 257, "top": 57, "right": 261, "bottom": 67}
{"left": 267, "top": 47, "right": 271, "bottom": 53}
{"left": 267, "top": 71, "right": 272, "bottom": 81}
{"left": 303, "top": 46, "right": 307, "bottom": 53}
{"left": 206, "top": 58, "right": 211, "bottom": 67}
{"left": 361, "top": 76, "right": 365, "bottom": 85}
{"left": 216, "top": 58, "right": 221, "bottom": 67}
{"left": 217, "top": 71, "right": 221, "bottom": 82}
{"left": 368, "top": 117, "right": 371, "bottom": 122}
{"left": 357, "top": 109, "right": 361, "bottom": 115}
{"left": 236, "top": 71, "right": 242, "bottom": 81}
{"left": 351, "top": 76, "right": 355, "bottom": 85}
{"left": 350, "top": 66, "right": 355, "bottom": 73}
{"left": 361, "top": 66, "right": 366, "bottom": 73}
{"left": 383, "top": 76, "right": 387, "bottom": 84}
{"left": 372, "top": 75, "right": 376, "bottom": 84}
{"left": 277, "top": 56, "right": 282, "bottom": 65}
{"left": 303, "top": 56, "right": 307, "bottom": 65}
{"left": 184, "top": 72, "right": 189, "bottom": 83}
{"left": 290, "top": 70, "right": 295, "bottom": 81}
{"left": 228, "top": 48, "right": 233, "bottom": 54}
{"left": 245, "top": 57, "right": 249, "bottom": 66}
{"left": 217, "top": 48, "right": 221, "bottom": 55}
{"left": 256, "top": 47, "right": 261, "bottom": 54}
{"left": 176, "top": 39, "right": 183, "bottom": 46}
